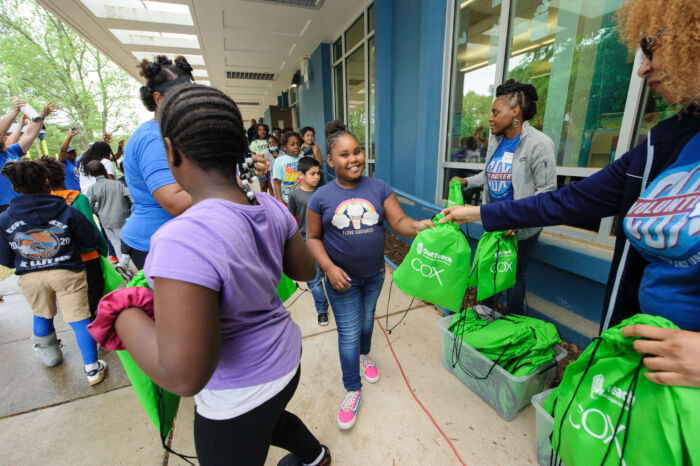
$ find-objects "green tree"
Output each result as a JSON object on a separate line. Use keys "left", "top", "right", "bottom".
{"left": 0, "top": 0, "right": 138, "bottom": 156}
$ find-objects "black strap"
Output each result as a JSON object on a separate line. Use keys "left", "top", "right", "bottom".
{"left": 156, "top": 386, "right": 197, "bottom": 465}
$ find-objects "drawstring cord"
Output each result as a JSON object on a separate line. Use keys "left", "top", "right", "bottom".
{"left": 156, "top": 386, "right": 197, "bottom": 465}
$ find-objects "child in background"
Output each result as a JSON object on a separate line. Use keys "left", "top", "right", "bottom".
{"left": 300, "top": 126, "right": 323, "bottom": 166}
{"left": 0, "top": 160, "right": 107, "bottom": 384}
{"left": 40, "top": 156, "right": 108, "bottom": 320}
{"left": 249, "top": 124, "right": 269, "bottom": 156}
{"left": 287, "top": 157, "right": 329, "bottom": 326}
{"left": 306, "top": 120, "right": 433, "bottom": 430}
{"left": 265, "top": 135, "right": 281, "bottom": 197}
{"left": 95, "top": 85, "right": 330, "bottom": 465}
{"left": 85, "top": 161, "right": 134, "bottom": 278}
{"left": 272, "top": 131, "right": 303, "bottom": 204}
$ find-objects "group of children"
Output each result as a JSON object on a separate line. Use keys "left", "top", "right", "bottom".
{"left": 1, "top": 83, "right": 433, "bottom": 465}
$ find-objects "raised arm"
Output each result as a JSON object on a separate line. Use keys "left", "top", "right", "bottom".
{"left": 18, "top": 102, "right": 54, "bottom": 154}
{"left": 6, "top": 114, "right": 27, "bottom": 147}
{"left": 58, "top": 127, "right": 79, "bottom": 162}
{"left": 0, "top": 100, "right": 25, "bottom": 140}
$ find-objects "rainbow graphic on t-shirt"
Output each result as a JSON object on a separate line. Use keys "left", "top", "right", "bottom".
{"left": 332, "top": 198, "right": 379, "bottom": 230}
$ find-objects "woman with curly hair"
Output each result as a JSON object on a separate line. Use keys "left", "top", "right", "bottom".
{"left": 443, "top": 0, "right": 700, "bottom": 388}
{"left": 120, "top": 55, "right": 195, "bottom": 269}
{"left": 453, "top": 79, "right": 557, "bottom": 315}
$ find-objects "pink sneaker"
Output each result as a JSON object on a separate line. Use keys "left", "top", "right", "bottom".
{"left": 338, "top": 390, "right": 362, "bottom": 429}
{"left": 360, "top": 354, "right": 379, "bottom": 383}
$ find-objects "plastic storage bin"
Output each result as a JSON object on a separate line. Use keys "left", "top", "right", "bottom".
{"left": 531, "top": 389, "right": 564, "bottom": 466}
{"left": 437, "top": 314, "right": 567, "bottom": 421}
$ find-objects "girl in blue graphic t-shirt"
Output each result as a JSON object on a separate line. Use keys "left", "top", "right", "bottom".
{"left": 306, "top": 120, "right": 434, "bottom": 430}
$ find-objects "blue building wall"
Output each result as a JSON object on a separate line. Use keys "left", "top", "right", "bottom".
{"left": 297, "top": 43, "right": 334, "bottom": 164}
{"left": 375, "top": 0, "right": 447, "bottom": 201}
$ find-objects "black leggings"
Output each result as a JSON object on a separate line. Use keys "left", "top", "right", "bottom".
{"left": 121, "top": 241, "right": 148, "bottom": 270}
{"left": 193, "top": 368, "right": 321, "bottom": 466}
{"left": 83, "top": 258, "right": 104, "bottom": 320}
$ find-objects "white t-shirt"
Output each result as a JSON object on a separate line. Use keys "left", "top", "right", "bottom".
{"left": 79, "top": 158, "right": 116, "bottom": 193}
{"left": 194, "top": 364, "right": 298, "bottom": 420}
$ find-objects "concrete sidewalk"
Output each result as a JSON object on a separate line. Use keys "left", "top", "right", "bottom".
{"left": 0, "top": 268, "right": 539, "bottom": 465}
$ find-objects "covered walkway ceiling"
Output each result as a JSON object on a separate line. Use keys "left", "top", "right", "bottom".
{"left": 37, "top": 0, "right": 362, "bottom": 122}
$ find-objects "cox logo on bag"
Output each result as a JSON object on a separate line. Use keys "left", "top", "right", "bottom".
{"left": 489, "top": 250, "right": 514, "bottom": 273}
{"left": 411, "top": 242, "right": 454, "bottom": 286}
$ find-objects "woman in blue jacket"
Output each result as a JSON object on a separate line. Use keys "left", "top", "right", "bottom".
{"left": 442, "top": 0, "right": 700, "bottom": 388}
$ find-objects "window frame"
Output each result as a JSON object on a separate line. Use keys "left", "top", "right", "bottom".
{"left": 331, "top": 2, "right": 375, "bottom": 176}
{"left": 437, "top": 0, "right": 648, "bottom": 247}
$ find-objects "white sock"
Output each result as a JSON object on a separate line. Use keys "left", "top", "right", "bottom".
{"left": 85, "top": 362, "right": 99, "bottom": 372}
{"left": 303, "top": 446, "right": 326, "bottom": 466}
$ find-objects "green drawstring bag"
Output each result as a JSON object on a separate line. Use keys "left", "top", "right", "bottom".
{"left": 544, "top": 314, "right": 700, "bottom": 465}
{"left": 100, "top": 255, "right": 125, "bottom": 295}
{"left": 446, "top": 177, "right": 465, "bottom": 207}
{"left": 277, "top": 273, "right": 298, "bottom": 302}
{"left": 468, "top": 231, "right": 518, "bottom": 301}
{"left": 393, "top": 214, "right": 471, "bottom": 312}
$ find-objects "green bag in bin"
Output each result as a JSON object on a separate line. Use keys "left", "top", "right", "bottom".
{"left": 468, "top": 231, "right": 517, "bottom": 301}
{"left": 393, "top": 214, "right": 471, "bottom": 312}
{"left": 446, "top": 177, "right": 465, "bottom": 207}
{"left": 544, "top": 314, "right": 700, "bottom": 465}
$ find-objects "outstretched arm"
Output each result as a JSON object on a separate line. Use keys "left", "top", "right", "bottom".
{"left": 0, "top": 100, "right": 25, "bottom": 140}
{"left": 18, "top": 102, "right": 54, "bottom": 154}
{"left": 384, "top": 193, "right": 434, "bottom": 238}
{"left": 6, "top": 114, "right": 27, "bottom": 147}
{"left": 59, "top": 127, "right": 79, "bottom": 162}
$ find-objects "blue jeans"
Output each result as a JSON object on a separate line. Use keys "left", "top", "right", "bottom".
{"left": 324, "top": 270, "right": 385, "bottom": 391}
{"left": 307, "top": 263, "right": 328, "bottom": 314}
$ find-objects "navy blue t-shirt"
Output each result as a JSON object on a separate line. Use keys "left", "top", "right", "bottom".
{"left": 0, "top": 143, "right": 25, "bottom": 206}
{"left": 308, "top": 176, "right": 393, "bottom": 278}
{"left": 486, "top": 134, "right": 520, "bottom": 202}
{"left": 63, "top": 158, "right": 80, "bottom": 191}
{"left": 623, "top": 132, "right": 700, "bottom": 330}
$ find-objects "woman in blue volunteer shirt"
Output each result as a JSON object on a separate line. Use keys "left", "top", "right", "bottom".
{"left": 121, "top": 55, "right": 194, "bottom": 269}
{"left": 453, "top": 79, "right": 556, "bottom": 315}
{"left": 442, "top": 0, "right": 700, "bottom": 388}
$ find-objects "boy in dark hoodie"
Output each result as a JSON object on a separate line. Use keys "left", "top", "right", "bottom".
{"left": 0, "top": 160, "right": 108, "bottom": 385}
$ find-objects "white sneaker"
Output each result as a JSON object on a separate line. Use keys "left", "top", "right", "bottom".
{"left": 86, "top": 360, "right": 108, "bottom": 386}
{"left": 32, "top": 332, "right": 63, "bottom": 367}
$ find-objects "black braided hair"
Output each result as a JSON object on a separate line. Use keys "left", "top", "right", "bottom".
{"left": 139, "top": 55, "right": 194, "bottom": 112}
{"left": 280, "top": 130, "right": 301, "bottom": 149}
{"left": 78, "top": 141, "right": 112, "bottom": 176}
{"left": 495, "top": 79, "right": 539, "bottom": 121}
{"left": 39, "top": 156, "right": 67, "bottom": 188}
{"left": 157, "top": 84, "right": 248, "bottom": 174}
{"left": 324, "top": 120, "right": 357, "bottom": 156}
{"left": 2, "top": 160, "right": 50, "bottom": 194}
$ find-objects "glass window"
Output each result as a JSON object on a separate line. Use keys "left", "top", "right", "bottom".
{"left": 368, "top": 38, "right": 376, "bottom": 161}
{"left": 506, "top": 0, "right": 635, "bottom": 168}
{"left": 442, "top": 168, "right": 483, "bottom": 205}
{"left": 368, "top": 4, "right": 374, "bottom": 33}
{"left": 333, "top": 37, "right": 342, "bottom": 63}
{"left": 346, "top": 45, "right": 366, "bottom": 151}
{"left": 289, "top": 85, "right": 297, "bottom": 106}
{"left": 334, "top": 64, "right": 345, "bottom": 121}
{"left": 345, "top": 15, "right": 364, "bottom": 52}
{"left": 633, "top": 87, "right": 678, "bottom": 147}
{"left": 444, "top": 0, "right": 502, "bottom": 163}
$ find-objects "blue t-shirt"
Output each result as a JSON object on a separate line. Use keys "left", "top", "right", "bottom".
{"left": 63, "top": 158, "right": 80, "bottom": 191}
{"left": 0, "top": 143, "right": 25, "bottom": 206}
{"left": 486, "top": 134, "right": 520, "bottom": 202}
{"left": 623, "top": 132, "right": 700, "bottom": 331}
{"left": 121, "top": 120, "right": 176, "bottom": 251}
{"left": 308, "top": 176, "right": 393, "bottom": 278}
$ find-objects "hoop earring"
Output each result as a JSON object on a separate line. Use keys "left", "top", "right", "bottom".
{"left": 512, "top": 118, "right": 519, "bottom": 127}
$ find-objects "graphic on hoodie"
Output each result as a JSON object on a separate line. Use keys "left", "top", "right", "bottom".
{"left": 14, "top": 226, "right": 64, "bottom": 260}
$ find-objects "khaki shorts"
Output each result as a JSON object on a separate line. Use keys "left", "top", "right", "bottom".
{"left": 18, "top": 269, "right": 91, "bottom": 323}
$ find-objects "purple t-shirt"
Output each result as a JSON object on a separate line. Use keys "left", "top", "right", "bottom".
{"left": 308, "top": 176, "right": 393, "bottom": 278}
{"left": 144, "top": 193, "right": 301, "bottom": 390}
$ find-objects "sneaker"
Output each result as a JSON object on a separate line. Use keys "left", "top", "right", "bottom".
{"left": 318, "top": 313, "right": 329, "bottom": 326}
{"left": 109, "top": 256, "right": 119, "bottom": 264}
{"left": 360, "top": 354, "right": 379, "bottom": 383}
{"left": 32, "top": 332, "right": 63, "bottom": 367}
{"left": 338, "top": 390, "right": 362, "bottom": 430}
{"left": 277, "top": 445, "right": 331, "bottom": 466}
{"left": 115, "top": 263, "right": 135, "bottom": 281}
{"left": 86, "top": 360, "right": 108, "bottom": 386}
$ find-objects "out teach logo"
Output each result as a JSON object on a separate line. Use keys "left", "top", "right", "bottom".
{"left": 411, "top": 242, "right": 453, "bottom": 286}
